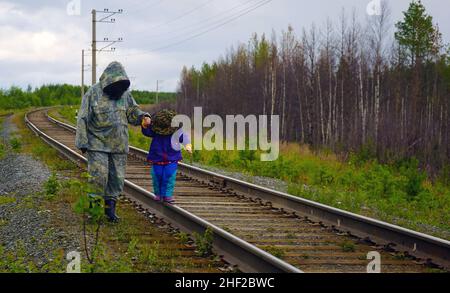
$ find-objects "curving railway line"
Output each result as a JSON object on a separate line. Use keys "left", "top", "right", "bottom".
{"left": 25, "top": 108, "right": 450, "bottom": 273}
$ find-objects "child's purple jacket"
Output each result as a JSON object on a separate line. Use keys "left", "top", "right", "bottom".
{"left": 141, "top": 126, "right": 190, "bottom": 163}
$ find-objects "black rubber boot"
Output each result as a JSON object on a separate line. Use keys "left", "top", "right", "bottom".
{"left": 111, "top": 200, "right": 120, "bottom": 222}
{"left": 104, "top": 199, "right": 120, "bottom": 223}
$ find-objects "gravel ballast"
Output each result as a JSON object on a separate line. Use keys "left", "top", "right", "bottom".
{"left": 0, "top": 116, "right": 81, "bottom": 269}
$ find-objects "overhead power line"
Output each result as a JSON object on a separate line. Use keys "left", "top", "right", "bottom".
{"left": 127, "top": 0, "right": 260, "bottom": 41}
{"left": 147, "top": 0, "right": 216, "bottom": 31}
{"left": 126, "top": 0, "right": 166, "bottom": 15}
{"left": 120, "top": 0, "right": 273, "bottom": 56}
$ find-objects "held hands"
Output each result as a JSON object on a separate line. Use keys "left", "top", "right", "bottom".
{"left": 185, "top": 144, "right": 193, "bottom": 154}
{"left": 141, "top": 116, "right": 152, "bottom": 129}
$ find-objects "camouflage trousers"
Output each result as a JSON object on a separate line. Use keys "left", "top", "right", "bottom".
{"left": 87, "top": 151, "right": 127, "bottom": 201}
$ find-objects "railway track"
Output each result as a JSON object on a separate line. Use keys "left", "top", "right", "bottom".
{"left": 25, "top": 108, "right": 450, "bottom": 273}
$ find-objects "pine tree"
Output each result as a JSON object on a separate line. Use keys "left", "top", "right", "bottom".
{"left": 394, "top": 0, "right": 442, "bottom": 65}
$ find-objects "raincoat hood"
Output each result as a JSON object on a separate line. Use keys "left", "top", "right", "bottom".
{"left": 100, "top": 61, "right": 130, "bottom": 91}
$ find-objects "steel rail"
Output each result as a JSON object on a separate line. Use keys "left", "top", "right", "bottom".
{"left": 175, "top": 161, "right": 450, "bottom": 270}
{"left": 25, "top": 109, "right": 302, "bottom": 273}
{"left": 42, "top": 110, "right": 450, "bottom": 270}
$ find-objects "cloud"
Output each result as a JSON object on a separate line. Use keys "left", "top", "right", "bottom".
{"left": 0, "top": 27, "right": 78, "bottom": 62}
{"left": 1, "top": 0, "right": 450, "bottom": 91}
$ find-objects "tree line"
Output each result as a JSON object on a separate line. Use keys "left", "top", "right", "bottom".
{"left": 176, "top": 1, "right": 450, "bottom": 175}
{"left": 0, "top": 84, "right": 175, "bottom": 110}
{"left": 0, "top": 84, "right": 82, "bottom": 109}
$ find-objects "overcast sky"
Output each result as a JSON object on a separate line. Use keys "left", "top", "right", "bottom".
{"left": 1, "top": 0, "right": 449, "bottom": 92}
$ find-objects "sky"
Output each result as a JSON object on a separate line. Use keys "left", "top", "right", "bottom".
{"left": 1, "top": 0, "right": 449, "bottom": 92}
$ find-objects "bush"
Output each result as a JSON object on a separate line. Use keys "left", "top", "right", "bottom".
{"left": 0, "top": 143, "right": 5, "bottom": 159}
{"left": 9, "top": 137, "right": 21, "bottom": 152}
{"left": 192, "top": 150, "right": 201, "bottom": 162}
{"left": 314, "top": 167, "right": 335, "bottom": 185}
{"left": 361, "top": 164, "right": 396, "bottom": 198}
{"left": 349, "top": 141, "right": 377, "bottom": 166}
{"left": 209, "top": 151, "right": 224, "bottom": 165}
{"left": 238, "top": 149, "right": 257, "bottom": 162}
{"left": 193, "top": 227, "right": 213, "bottom": 257}
{"left": 341, "top": 241, "right": 356, "bottom": 252}
{"left": 399, "top": 158, "right": 426, "bottom": 200}
{"left": 438, "top": 164, "right": 450, "bottom": 186}
{"left": 44, "top": 172, "right": 60, "bottom": 198}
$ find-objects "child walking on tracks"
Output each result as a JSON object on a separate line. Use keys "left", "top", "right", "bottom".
{"left": 141, "top": 109, "right": 192, "bottom": 204}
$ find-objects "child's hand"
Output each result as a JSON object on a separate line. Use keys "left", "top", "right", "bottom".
{"left": 142, "top": 116, "right": 152, "bottom": 128}
{"left": 185, "top": 144, "right": 193, "bottom": 154}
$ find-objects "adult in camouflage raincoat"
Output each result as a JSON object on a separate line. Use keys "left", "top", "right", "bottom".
{"left": 75, "top": 61, "right": 150, "bottom": 222}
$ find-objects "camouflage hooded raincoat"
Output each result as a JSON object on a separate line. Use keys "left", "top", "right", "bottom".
{"left": 75, "top": 61, "right": 148, "bottom": 154}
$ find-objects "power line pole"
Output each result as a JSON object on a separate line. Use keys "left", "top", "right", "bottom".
{"left": 91, "top": 9, "right": 96, "bottom": 85}
{"left": 197, "top": 77, "right": 200, "bottom": 100}
{"left": 156, "top": 80, "right": 163, "bottom": 104}
{"left": 81, "top": 49, "right": 85, "bottom": 99}
{"left": 81, "top": 49, "right": 92, "bottom": 98}
{"left": 91, "top": 8, "right": 124, "bottom": 85}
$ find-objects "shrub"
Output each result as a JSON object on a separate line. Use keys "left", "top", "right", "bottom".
{"left": 438, "top": 164, "right": 450, "bottom": 186}
{"left": 177, "top": 232, "right": 190, "bottom": 245}
{"left": 341, "top": 241, "right": 356, "bottom": 252}
{"left": 193, "top": 227, "right": 213, "bottom": 257}
{"left": 350, "top": 141, "right": 377, "bottom": 166}
{"left": 314, "top": 167, "right": 335, "bottom": 185}
{"left": 192, "top": 150, "right": 201, "bottom": 162}
{"left": 209, "top": 151, "right": 224, "bottom": 165}
{"left": 9, "top": 137, "right": 21, "bottom": 152}
{"left": 362, "top": 164, "right": 396, "bottom": 198}
{"left": 400, "top": 158, "right": 426, "bottom": 200}
{"left": 44, "top": 172, "right": 60, "bottom": 198}
{"left": 264, "top": 246, "right": 285, "bottom": 258}
{"left": 0, "top": 143, "right": 5, "bottom": 159}
{"left": 238, "top": 149, "right": 257, "bottom": 162}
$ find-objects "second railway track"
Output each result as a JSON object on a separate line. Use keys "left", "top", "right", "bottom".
{"left": 25, "top": 108, "right": 450, "bottom": 273}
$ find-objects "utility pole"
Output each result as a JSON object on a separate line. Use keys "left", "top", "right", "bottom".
{"left": 156, "top": 80, "right": 163, "bottom": 104}
{"left": 197, "top": 77, "right": 200, "bottom": 100}
{"left": 91, "top": 9, "right": 96, "bottom": 85}
{"left": 81, "top": 49, "right": 85, "bottom": 99}
{"left": 81, "top": 49, "right": 92, "bottom": 98}
{"left": 91, "top": 8, "right": 124, "bottom": 85}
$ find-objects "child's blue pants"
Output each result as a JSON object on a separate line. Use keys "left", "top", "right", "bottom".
{"left": 150, "top": 162, "right": 178, "bottom": 198}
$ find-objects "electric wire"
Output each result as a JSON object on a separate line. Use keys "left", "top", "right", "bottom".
{"left": 119, "top": 0, "right": 272, "bottom": 55}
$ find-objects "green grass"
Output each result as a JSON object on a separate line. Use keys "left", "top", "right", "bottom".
{"left": 9, "top": 137, "right": 22, "bottom": 152}
{"left": 0, "top": 117, "right": 6, "bottom": 159}
{"left": 193, "top": 227, "right": 214, "bottom": 257}
{"left": 53, "top": 106, "right": 450, "bottom": 240}
{"left": 0, "top": 242, "right": 40, "bottom": 272}
{"left": 341, "top": 241, "right": 356, "bottom": 252}
{"left": 262, "top": 246, "right": 286, "bottom": 258}
{"left": 0, "top": 196, "right": 16, "bottom": 205}
{"left": 0, "top": 142, "right": 5, "bottom": 160}
{"left": 57, "top": 105, "right": 77, "bottom": 125}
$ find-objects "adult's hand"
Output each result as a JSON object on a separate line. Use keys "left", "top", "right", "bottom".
{"left": 142, "top": 116, "right": 152, "bottom": 128}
